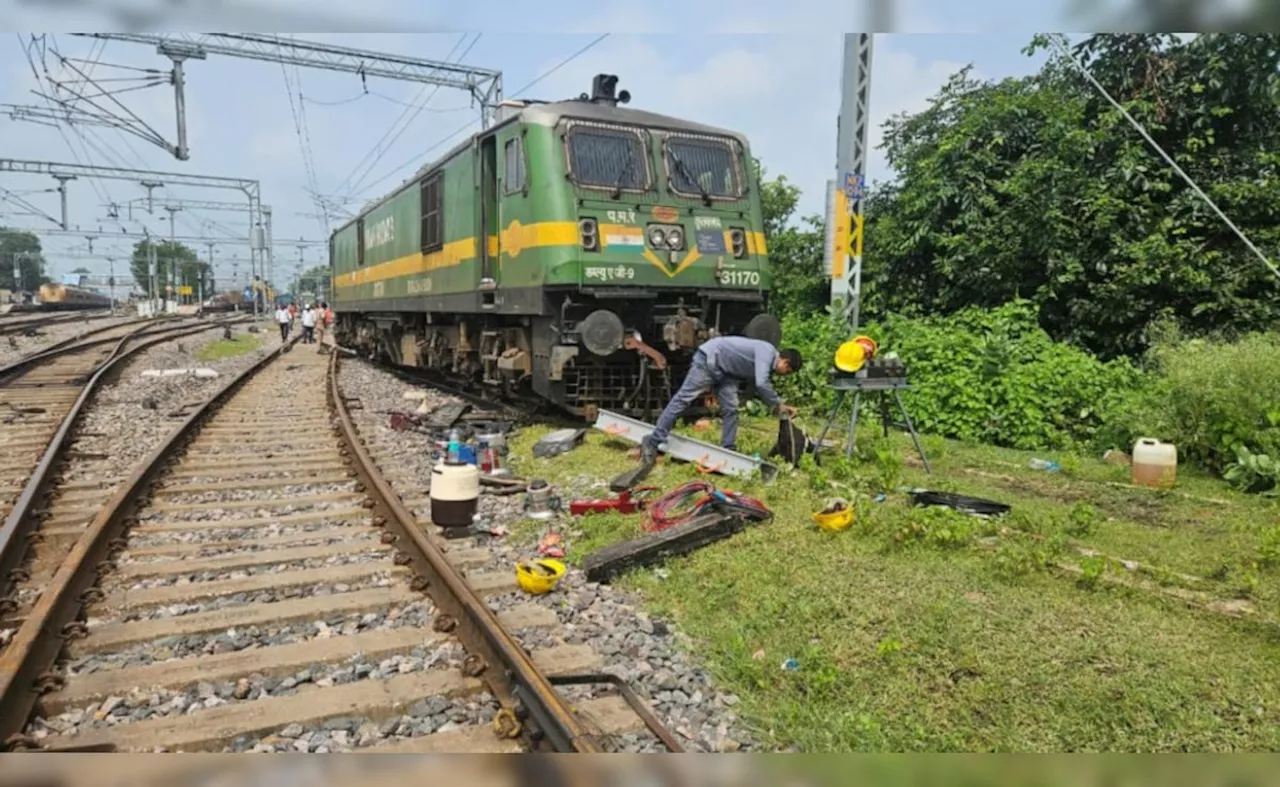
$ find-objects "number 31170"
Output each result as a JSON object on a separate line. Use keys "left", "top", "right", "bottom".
{"left": 720, "top": 270, "right": 760, "bottom": 286}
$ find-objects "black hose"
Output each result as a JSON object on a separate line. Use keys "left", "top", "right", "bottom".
{"left": 910, "top": 490, "right": 1010, "bottom": 517}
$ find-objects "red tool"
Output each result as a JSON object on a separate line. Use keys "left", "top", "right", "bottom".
{"left": 569, "top": 487, "right": 658, "bottom": 516}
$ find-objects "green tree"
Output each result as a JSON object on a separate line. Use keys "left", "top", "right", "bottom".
{"left": 297, "top": 264, "right": 331, "bottom": 302}
{"left": 70, "top": 267, "right": 91, "bottom": 275}
{"left": 866, "top": 34, "right": 1280, "bottom": 359}
{"left": 130, "top": 239, "right": 209, "bottom": 300}
{"left": 0, "top": 228, "right": 48, "bottom": 290}
{"left": 755, "top": 161, "right": 827, "bottom": 318}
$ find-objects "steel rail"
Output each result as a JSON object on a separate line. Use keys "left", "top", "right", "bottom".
{"left": 0, "top": 317, "right": 154, "bottom": 377}
{"left": 329, "top": 352, "right": 602, "bottom": 753}
{"left": 0, "top": 317, "right": 248, "bottom": 636}
{"left": 0, "top": 317, "right": 177, "bottom": 383}
{"left": 0, "top": 312, "right": 111, "bottom": 338}
{"left": 0, "top": 325, "right": 284, "bottom": 747}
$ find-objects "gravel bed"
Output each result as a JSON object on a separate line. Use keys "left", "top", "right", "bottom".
{"left": 126, "top": 520, "right": 367, "bottom": 548}
{"left": 31, "top": 644, "right": 468, "bottom": 742}
{"left": 114, "top": 573, "right": 401, "bottom": 622}
{"left": 113, "top": 549, "right": 392, "bottom": 588}
{"left": 135, "top": 498, "right": 360, "bottom": 523}
{"left": 121, "top": 531, "right": 380, "bottom": 561}
{"left": 223, "top": 692, "right": 500, "bottom": 753}
{"left": 0, "top": 315, "right": 136, "bottom": 366}
{"left": 150, "top": 481, "right": 356, "bottom": 507}
{"left": 62, "top": 323, "right": 277, "bottom": 490}
{"left": 69, "top": 601, "right": 437, "bottom": 675}
{"left": 336, "top": 358, "right": 762, "bottom": 754}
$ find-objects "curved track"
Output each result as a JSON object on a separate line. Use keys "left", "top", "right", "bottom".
{"left": 0, "top": 340, "right": 674, "bottom": 753}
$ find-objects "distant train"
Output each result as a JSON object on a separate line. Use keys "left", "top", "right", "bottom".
{"left": 37, "top": 283, "right": 113, "bottom": 311}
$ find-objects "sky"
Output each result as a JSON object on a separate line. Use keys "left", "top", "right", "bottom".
{"left": 0, "top": 0, "right": 1088, "bottom": 289}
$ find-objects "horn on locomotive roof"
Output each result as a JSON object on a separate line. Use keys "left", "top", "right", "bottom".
{"left": 583, "top": 74, "right": 630, "bottom": 106}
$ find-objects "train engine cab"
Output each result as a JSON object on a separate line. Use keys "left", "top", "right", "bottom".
{"left": 331, "top": 74, "right": 780, "bottom": 420}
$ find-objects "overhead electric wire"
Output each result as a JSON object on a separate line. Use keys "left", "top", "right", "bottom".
{"left": 352, "top": 33, "right": 611, "bottom": 200}
{"left": 330, "top": 33, "right": 471, "bottom": 199}
{"left": 1050, "top": 33, "right": 1280, "bottom": 282}
{"left": 346, "top": 33, "right": 480, "bottom": 197}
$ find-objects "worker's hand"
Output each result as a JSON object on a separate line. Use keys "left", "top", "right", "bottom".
{"left": 776, "top": 403, "right": 798, "bottom": 419}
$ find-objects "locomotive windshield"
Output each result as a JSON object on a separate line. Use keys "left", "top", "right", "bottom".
{"left": 564, "top": 123, "right": 650, "bottom": 193}
{"left": 664, "top": 134, "right": 742, "bottom": 200}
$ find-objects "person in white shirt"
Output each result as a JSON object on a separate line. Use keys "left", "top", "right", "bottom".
{"left": 300, "top": 304, "right": 317, "bottom": 343}
{"left": 275, "top": 304, "right": 291, "bottom": 342}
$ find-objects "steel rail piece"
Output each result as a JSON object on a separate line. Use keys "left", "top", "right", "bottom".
{"left": 328, "top": 351, "right": 603, "bottom": 753}
{"left": 0, "top": 317, "right": 254, "bottom": 747}
{"left": 0, "top": 313, "right": 107, "bottom": 338}
{"left": 0, "top": 317, "right": 155, "bottom": 380}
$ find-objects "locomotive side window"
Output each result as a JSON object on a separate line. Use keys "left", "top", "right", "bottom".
{"left": 420, "top": 172, "right": 444, "bottom": 253}
{"left": 564, "top": 123, "right": 650, "bottom": 193}
{"left": 503, "top": 137, "right": 526, "bottom": 195}
{"left": 664, "top": 134, "right": 743, "bottom": 200}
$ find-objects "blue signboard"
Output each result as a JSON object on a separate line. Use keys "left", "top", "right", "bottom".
{"left": 695, "top": 230, "right": 727, "bottom": 254}
{"left": 843, "top": 171, "right": 865, "bottom": 201}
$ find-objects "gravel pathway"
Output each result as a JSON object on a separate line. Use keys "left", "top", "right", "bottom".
{"left": 336, "top": 359, "right": 761, "bottom": 753}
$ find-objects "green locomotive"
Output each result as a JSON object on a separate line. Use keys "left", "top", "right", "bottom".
{"left": 330, "top": 74, "right": 780, "bottom": 419}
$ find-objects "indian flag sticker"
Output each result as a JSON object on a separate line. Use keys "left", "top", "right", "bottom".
{"left": 604, "top": 229, "right": 645, "bottom": 249}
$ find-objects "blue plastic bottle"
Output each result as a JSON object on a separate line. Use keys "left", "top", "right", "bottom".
{"left": 446, "top": 429, "right": 461, "bottom": 464}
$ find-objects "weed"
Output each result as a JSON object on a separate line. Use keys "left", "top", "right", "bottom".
{"left": 890, "top": 506, "right": 977, "bottom": 551}
{"left": 1256, "top": 526, "right": 1280, "bottom": 570}
{"left": 195, "top": 333, "right": 261, "bottom": 361}
{"left": 875, "top": 636, "right": 903, "bottom": 658}
{"left": 872, "top": 441, "right": 904, "bottom": 493}
{"left": 1064, "top": 501, "right": 1103, "bottom": 538}
{"left": 1077, "top": 554, "right": 1107, "bottom": 590}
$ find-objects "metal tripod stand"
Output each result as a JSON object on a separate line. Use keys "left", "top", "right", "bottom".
{"left": 812, "top": 374, "right": 931, "bottom": 472}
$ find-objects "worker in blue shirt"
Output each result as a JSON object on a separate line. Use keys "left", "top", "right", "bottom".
{"left": 640, "top": 336, "right": 803, "bottom": 468}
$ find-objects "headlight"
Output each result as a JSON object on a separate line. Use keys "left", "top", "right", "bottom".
{"left": 665, "top": 228, "right": 683, "bottom": 249}
{"left": 729, "top": 228, "right": 747, "bottom": 258}
{"left": 580, "top": 218, "right": 599, "bottom": 251}
{"left": 648, "top": 227, "right": 666, "bottom": 247}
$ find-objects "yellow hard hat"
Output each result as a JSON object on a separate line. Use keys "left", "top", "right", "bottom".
{"left": 834, "top": 335, "right": 878, "bottom": 373}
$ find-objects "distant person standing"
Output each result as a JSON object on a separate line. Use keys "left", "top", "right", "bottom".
{"left": 315, "top": 301, "right": 332, "bottom": 353}
{"left": 301, "top": 303, "right": 317, "bottom": 344}
{"left": 275, "top": 304, "right": 291, "bottom": 342}
{"left": 288, "top": 302, "right": 297, "bottom": 323}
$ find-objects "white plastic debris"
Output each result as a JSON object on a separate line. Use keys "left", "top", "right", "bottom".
{"left": 140, "top": 368, "right": 220, "bottom": 379}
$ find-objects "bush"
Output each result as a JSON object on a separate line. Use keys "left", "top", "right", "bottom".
{"left": 1101, "top": 330, "right": 1280, "bottom": 476}
{"left": 876, "top": 301, "right": 1145, "bottom": 450}
{"left": 779, "top": 301, "right": 1145, "bottom": 451}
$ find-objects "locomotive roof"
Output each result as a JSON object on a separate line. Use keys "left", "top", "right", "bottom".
{"left": 519, "top": 99, "right": 749, "bottom": 144}
{"left": 340, "top": 99, "right": 748, "bottom": 233}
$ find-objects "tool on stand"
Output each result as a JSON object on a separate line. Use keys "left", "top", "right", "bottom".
{"left": 814, "top": 336, "right": 931, "bottom": 472}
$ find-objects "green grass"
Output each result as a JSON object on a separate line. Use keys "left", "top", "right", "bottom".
{"left": 507, "top": 410, "right": 1280, "bottom": 752}
{"left": 194, "top": 333, "right": 262, "bottom": 362}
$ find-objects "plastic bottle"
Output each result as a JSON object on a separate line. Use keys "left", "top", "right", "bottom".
{"left": 1028, "top": 458, "right": 1060, "bottom": 472}
{"left": 446, "top": 429, "right": 461, "bottom": 464}
{"left": 478, "top": 438, "right": 492, "bottom": 473}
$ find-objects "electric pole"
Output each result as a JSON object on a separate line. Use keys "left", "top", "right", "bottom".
{"left": 53, "top": 174, "right": 76, "bottom": 230}
{"left": 825, "top": 34, "right": 875, "bottom": 333}
{"left": 163, "top": 204, "right": 181, "bottom": 305}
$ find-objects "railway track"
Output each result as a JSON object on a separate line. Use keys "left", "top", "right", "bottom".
{"left": 0, "top": 317, "right": 249, "bottom": 646}
{"left": 0, "top": 312, "right": 115, "bottom": 338}
{"left": 0, "top": 339, "right": 676, "bottom": 753}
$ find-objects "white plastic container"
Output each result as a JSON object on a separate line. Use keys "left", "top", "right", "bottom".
{"left": 429, "top": 461, "right": 480, "bottom": 536}
{"left": 1131, "top": 438, "right": 1177, "bottom": 489}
